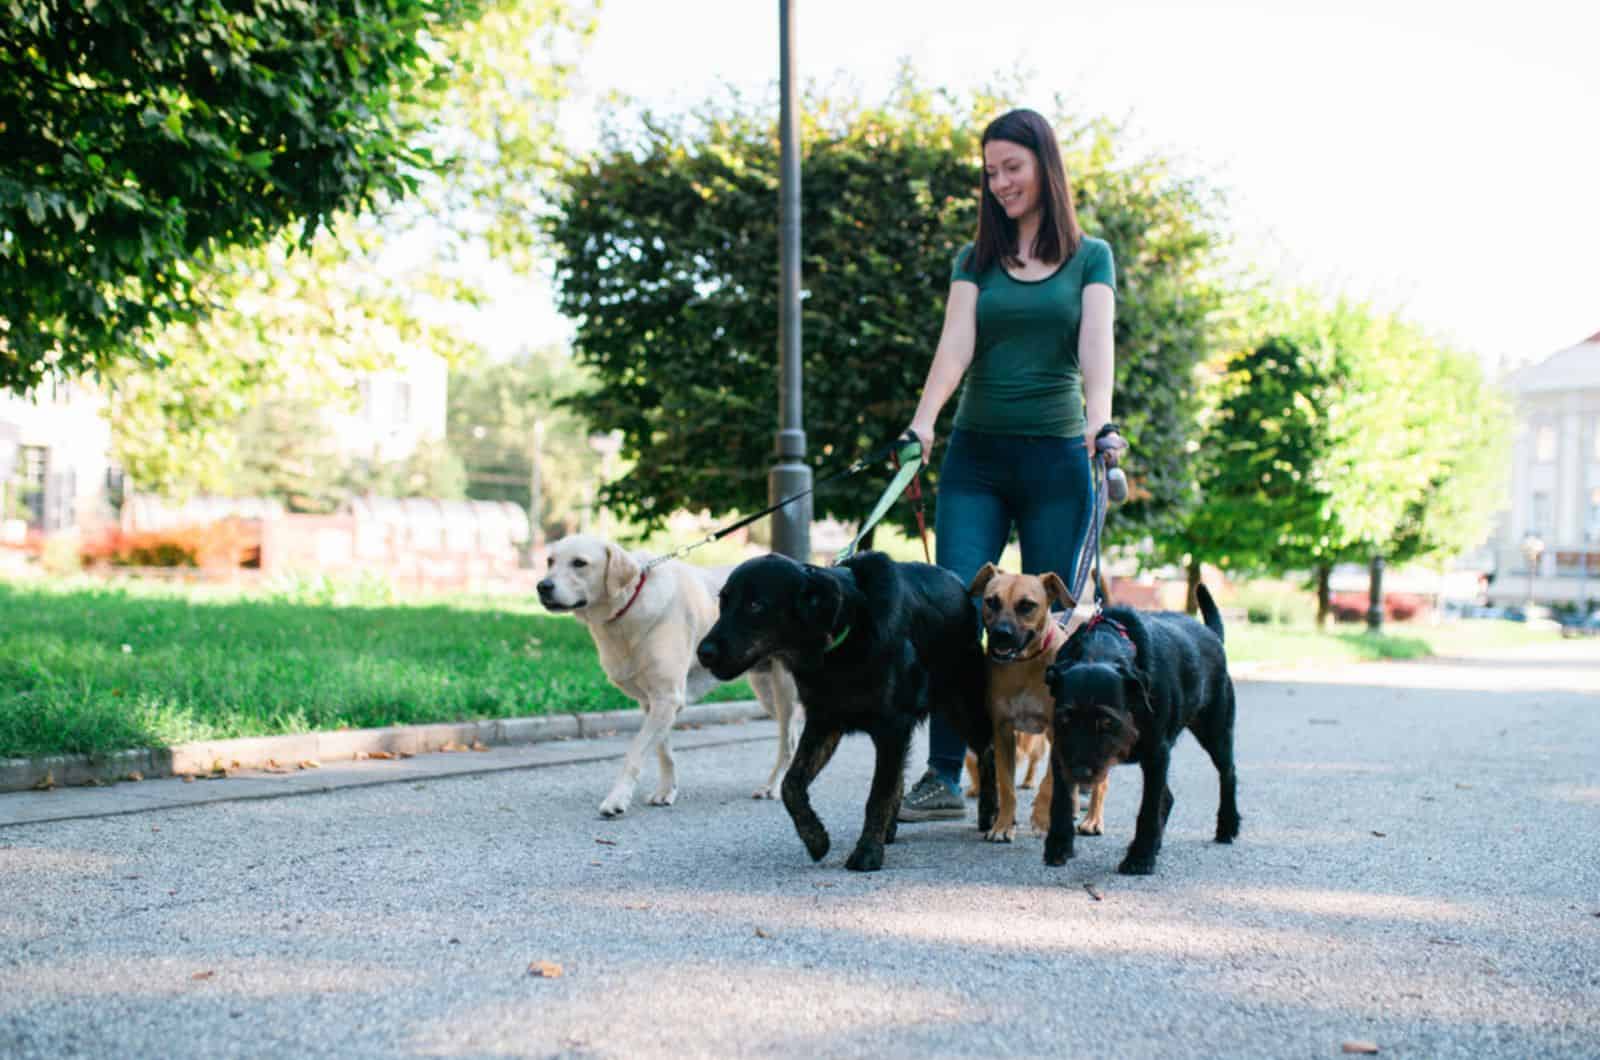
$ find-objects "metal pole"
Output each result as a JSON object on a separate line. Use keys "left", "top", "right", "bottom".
{"left": 1366, "top": 554, "right": 1384, "bottom": 634}
{"left": 768, "top": 0, "right": 811, "bottom": 561}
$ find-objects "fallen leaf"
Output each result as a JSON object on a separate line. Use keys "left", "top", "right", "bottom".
{"left": 1341, "top": 1042, "right": 1379, "bottom": 1055}
{"left": 441, "top": 741, "right": 467, "bottom": 753}
{"left": 528, "top": 960, "right": 563, "bottom": 979}
{"left": 31, "top": 772, "right": 54, "bottom": 791}
{"left": 124, "top": 771, "right": 143, "bottom": 782}
{"left": 297, "top": 760, "right": 321, "bottom": 770}
{"left": 470, "top": 741, "right": 490, "bottom": 752}
{"left": 369, "top": 751, "right": 396, "bottom": 760}
{"left": 589, "top": 860, "right": 603, "bottom": 866}
{"left": 1084, "top": 883, "right": 1104, "bottom": 902}
{"left": 1455, "top": 783, "right": 1472, "bottom": 790}
{"left": 595, "top": 838, "right": 617, "bottom": 846}
{"left": 398, "top": 752, "right": 414, "bottom": 759}
{"left": 191, "top": 970, "right": 215, "bottom": 981}
{"left": 814, "top": 882, "right": 836, "bottom": 889}
{"left": 1370, "top": 831, "right": 1387, "bottom": 838}
{"left": 753, "top": 927, "right": 772, "bottom": 939}
{"left": 181, "top": 775, "right": 196, "bottom": 784}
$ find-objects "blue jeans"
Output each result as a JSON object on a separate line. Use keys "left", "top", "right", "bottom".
{"left": 924, "top": 429, "right": 1092, "bottom": 791}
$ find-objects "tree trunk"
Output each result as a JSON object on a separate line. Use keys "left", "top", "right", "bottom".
{"left": 1366, "top": 554, "right": 1385, "bottom": 634}
{"left": 1185, "top": 558, "right": 1201, "bottom": 615}
{"left": 1315, "top": 563, "right": 1332, "bottom": 629}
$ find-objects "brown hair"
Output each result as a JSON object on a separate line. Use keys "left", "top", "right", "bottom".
{"left": 970, "top": 108, "right": 1082, "bottom": 275}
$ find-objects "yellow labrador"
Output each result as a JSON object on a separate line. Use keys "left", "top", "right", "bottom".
{"left": 538, "top": 533, "right": 801, "bottom": 818}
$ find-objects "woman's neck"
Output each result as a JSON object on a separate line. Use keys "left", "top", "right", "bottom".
{"left": 1014, "top": 211, "right": 1042, "bottom": 260}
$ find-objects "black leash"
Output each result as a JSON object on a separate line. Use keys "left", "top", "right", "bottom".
{"left": 1068, "top": 425, "right": 1129, "bottom": 610}
{"left": 641, "top": 435, "right": 911, "bottom": 572}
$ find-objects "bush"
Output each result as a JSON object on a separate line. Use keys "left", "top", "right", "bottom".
{"left": 81, "top": 519, "right": 260, "bottom": 570}
{"left": 1232, "top": 582, "right": 1318, "bottom": 626}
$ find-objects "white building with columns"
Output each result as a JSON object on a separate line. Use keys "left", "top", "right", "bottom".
{"left": 1493, "top": 330, "right": 1600, "bottom": 609}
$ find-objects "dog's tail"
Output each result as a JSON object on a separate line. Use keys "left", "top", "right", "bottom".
{"left": 1196, "top": 583, "right": 1224, "bottom": 643}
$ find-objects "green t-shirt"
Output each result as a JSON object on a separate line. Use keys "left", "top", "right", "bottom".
{"left": 949, "top": 236, "right": 1117, "bottom": 438}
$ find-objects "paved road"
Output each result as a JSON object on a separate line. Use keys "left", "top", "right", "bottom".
{"left": 2, "top": 644, "right": 1598, "bottom": 1059}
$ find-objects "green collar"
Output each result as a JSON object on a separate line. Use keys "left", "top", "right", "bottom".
{"left": 824, "top": 625, "right": 852, "bottom": 653}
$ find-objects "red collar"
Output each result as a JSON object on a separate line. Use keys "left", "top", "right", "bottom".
{"left": 1085, "top": 611, "right": 1135, "bottom": 649}
{"left": 605, "top": 569, "right": 649, "bottom": 623}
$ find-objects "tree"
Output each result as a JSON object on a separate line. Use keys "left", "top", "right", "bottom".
{"left": 1, "top": 0, "right": 491, "bottom": 391}
{"left": 95, "top": 0, "right": 594, "bottom": 500}
{"left": 1159, "top": 292, "right": 1508, "bottom": 625}
{"left": 546, "top": 81, "right": 1228, "bottom": 540}
{"left": 447, "top": 346, "right": 601, "bottom": 538}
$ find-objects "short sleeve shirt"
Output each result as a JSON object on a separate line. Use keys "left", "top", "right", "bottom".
{"left": 949, "top": 236, "right": 1116, "bottom": 438}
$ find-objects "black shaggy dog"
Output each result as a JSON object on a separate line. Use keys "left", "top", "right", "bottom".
{"left": 1043, "top": 584, "right": 1240, "bottom": 875}
{"left": 696, "top": 551, "right": 995, "bottom": 872}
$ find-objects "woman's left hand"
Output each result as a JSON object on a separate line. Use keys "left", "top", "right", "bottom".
{"left": 1091, "top": 428, "right": 1127, "bottom": 469}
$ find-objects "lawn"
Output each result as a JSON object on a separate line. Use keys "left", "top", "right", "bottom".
{"left": 0, "top": 576, "right": 1559, "bottom": 759}
{"left": 0, "top": 577, "right": 752, "bottom": 759}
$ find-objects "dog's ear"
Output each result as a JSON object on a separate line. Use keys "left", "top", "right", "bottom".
{"left": 1041, "top": 572, "right": 1076, "bottom": 612}
{"left": 966, "top": 562, "right": 999, "bottom": 596}
{"left": 604, "top": 543, "right": 640, "bottom": 598}
{"left": 796, "top": 569, "right": 842, "bottom": 629}
{"left": 1119, "top": 663, "right": 1154, "bottom": 726}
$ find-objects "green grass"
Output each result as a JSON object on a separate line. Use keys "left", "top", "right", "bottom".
{"left": 1226, "top": 618, "right": 1556, "bottom": 667}
{"left": 0, "top": 578, "right": 752, "bottom": 759}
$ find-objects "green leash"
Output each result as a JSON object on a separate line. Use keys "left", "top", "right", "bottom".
{"left": 833, "top": 436, "right": 925, "bottom": 564}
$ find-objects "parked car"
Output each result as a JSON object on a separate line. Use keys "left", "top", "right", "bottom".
{"left": 1559, "top": 612, "right": 1600, "bottom": 638}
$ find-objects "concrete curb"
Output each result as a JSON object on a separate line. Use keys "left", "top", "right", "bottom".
{"left": 0, "top": 701, "right": 767, "bottom": 794}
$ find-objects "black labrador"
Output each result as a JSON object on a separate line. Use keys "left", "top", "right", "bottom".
{"left": 696, "top": 551, "right": 994, "bottom": 872}
{"left": 1043, "top": 584, "right": 1240, "bottom": 875}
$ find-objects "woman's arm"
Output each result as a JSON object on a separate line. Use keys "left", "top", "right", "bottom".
{"left": 1079, "top": 282, "right": 1118, "bottom": 456}
{"left": 906, "top": 280, "right": 979, "bottom": 459}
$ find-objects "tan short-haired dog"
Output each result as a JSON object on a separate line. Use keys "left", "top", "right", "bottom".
{"left": 966, "top": 563, "right": 1109, "bottom": 842}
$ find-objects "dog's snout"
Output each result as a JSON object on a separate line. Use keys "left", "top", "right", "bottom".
{"left": 696, "top": 638, "right": 720, "bottom": 669}
{"left": 536, "top": 578, "right": 554, "bottom": 596}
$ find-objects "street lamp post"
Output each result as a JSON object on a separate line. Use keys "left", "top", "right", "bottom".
{"left": 767, "top": 0, "right": 812, "bottom": 561}
{"left": 1521, "top": 532, "right": 1545, "bottom": 611}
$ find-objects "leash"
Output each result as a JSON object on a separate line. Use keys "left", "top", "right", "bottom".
{"left": 833, "top": 433, "right": 930, "bottom": 565}
{"left": 639, "top": 434, "right": 919, "bottom": 573}
{"left": 1067, "top": 426, "right": 1129, "bottom": 611}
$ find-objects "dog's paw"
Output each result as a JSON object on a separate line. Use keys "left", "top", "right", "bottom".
{"left": 1042, "top": 835, "right": 1075, "bottom": 866}
{"left": 1215, "top": 811, "right": 1241, "bottom": 843}
{"left": 598, "top": 796, "right": 629, "bottom": 818}
{"left": 1117, "top": 851, "right": 1156, "bottom": 876}
{"left": 797, "top": 825, "right": 830, "bottom": 863}
{"left": 984, "top": 823, "right": 1016, "bottom": 843}
{"left": 751, "top": 784, "right": 779, "bottom": 800}
{"left": 845, "top": 843, "right": 884, "bottom": 872}
{"left": 647, "top": 786, "right": 677, "bottom": 807}
{"left": 1076, "top": 820, "right": 1104, "bottom": 836}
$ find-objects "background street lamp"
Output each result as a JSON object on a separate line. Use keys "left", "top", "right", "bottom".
{"left": 1521, "top": 531, "right": 1545, "bottom": 609}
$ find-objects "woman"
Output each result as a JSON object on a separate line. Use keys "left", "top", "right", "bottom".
{"left": 898, "top": 107, "right": 1125, "bottom": 822}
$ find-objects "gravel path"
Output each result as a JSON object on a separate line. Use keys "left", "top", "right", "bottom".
{"left": 2, "top": 645, "right": 1597, "bottom": 1058}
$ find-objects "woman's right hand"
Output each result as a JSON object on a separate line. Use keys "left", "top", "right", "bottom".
{"left": 905, "top": 422, "right": 934, "bottom": 465}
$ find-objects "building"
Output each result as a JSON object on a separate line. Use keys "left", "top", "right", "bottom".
{"left": 1492, "top": 330, "right": 1600, "bottom": 610}
{"left": 0, "top": 378, "right": 116, "bottom": 540}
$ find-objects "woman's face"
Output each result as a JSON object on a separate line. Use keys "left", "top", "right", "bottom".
{"left": 984, "top": 138, "right": 1041, "bottom": 222}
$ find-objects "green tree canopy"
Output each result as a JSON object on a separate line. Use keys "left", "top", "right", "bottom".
{"left": 546, "top": 82, "right": 1228, "bottom": 540}
{"left": 0, "top": 0, "right": 503, "bottom": 391}
{"left": 95, "top": 0, "right": 593, "bottom": 503}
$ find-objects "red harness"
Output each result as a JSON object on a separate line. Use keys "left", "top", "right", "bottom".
{"left": 605, "top": 569, "right": 649, "bottom": 623}
{"left": 1085, "top": 611, "right": 1135, "bottom": 651}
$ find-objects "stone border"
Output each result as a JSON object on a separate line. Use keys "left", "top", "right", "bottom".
{"left": 0, "top": 700, "right": 768, "bottom": 794}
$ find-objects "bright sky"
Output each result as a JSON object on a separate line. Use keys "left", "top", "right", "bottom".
{"left": 492, "top": 0, "right": 1599, "bottom": 371}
